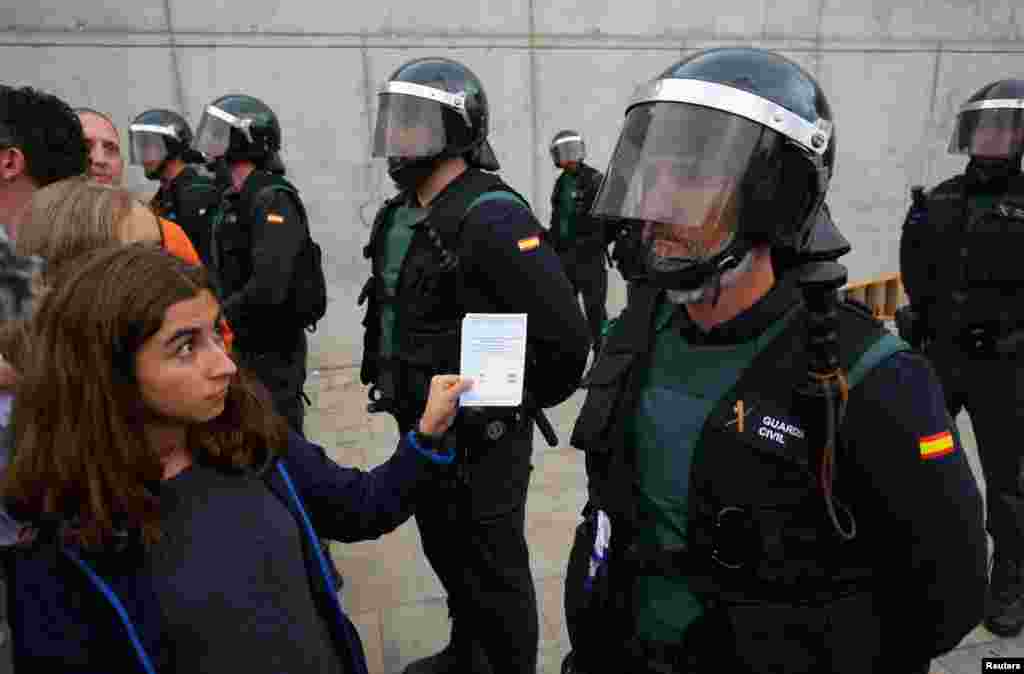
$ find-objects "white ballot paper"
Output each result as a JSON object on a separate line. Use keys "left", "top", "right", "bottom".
{"left": 459, "top": 313, "right": 528, "bottom": 407}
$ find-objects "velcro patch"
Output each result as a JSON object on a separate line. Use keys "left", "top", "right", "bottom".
{"left": 517, "top": 236, "right": 540, "bottom": 252}
{"left": 266, "top": 213, "right": 285, "bottom": 224}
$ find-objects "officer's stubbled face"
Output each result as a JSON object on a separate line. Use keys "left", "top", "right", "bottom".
{"left": 79, "top": 112, "right": 125, "bottom": 186}
{"left": 637, "top": 158, "right": 737, "bottom": 262}
{"left": 970, "top": 124, "right": 1024, "bottom": 159}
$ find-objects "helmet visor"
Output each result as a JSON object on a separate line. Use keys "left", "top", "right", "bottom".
{"left": 128, "top": 126, "right": 174, "bottom": 165}
{"left": 372, "top": 93, "right": 449, "bottom": 159}
{"left": 592, "top": 102, "right": 768, "bottom": 268}
{"left": 193, "top": 106, "right": 239, "bottom": 161}
{"left": 551, "top": 136, "right": 585, "bottom": 166}
{"left": 949, "top": 106, "right": 1024, "bottom": 159}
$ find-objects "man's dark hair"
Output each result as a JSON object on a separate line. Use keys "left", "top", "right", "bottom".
{"left": 0, "top": 85, "right": 88, "bottom": 186}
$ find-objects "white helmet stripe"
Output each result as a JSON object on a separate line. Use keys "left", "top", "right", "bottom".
{"left": 629, "top": 78, "right": 832, "bottom": 155}
{"left": 129, "top": 123, "right": 179, "bottom": 138}
{"left": 205, "top": 105, "right": 241, "bottom": 127}
{"left": 960, "top": 98, "right": 1024, "bottom": 113}
{"left": 381, "top": 81, "right": 467, "bottom": 112}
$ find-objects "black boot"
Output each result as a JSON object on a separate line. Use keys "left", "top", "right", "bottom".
{"left": 985, "top": 553, "right": 1024, "bottom": 637}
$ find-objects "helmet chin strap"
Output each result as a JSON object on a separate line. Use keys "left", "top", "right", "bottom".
{"left": 664, "top": 248, "right": 755, "bottom": 306}
{"left": 145, "top": 157, "right": 170, "bottom": 182}
{"left": 966, "top": 155, "right": 1022, "bottom": 188}
{"left": 208, "top": 156, "right": 234, "bottom": 192}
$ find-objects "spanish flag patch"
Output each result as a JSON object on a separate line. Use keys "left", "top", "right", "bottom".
{"left": 517, "top": 236, "right": 540, "bottom": 252}
{"left": 919, "top": 431, "right": 955, "bottom": 460}
{"left": 266, "top": 213, "right": 285, "bottom": 224}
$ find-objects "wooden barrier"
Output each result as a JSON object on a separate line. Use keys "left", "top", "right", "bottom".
{"left": 841, "top": 272, "right": 907, "bottom": 321}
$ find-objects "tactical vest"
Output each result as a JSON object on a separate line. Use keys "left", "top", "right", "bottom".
{"left": 210, "top": 171, "right": 317, "bottom": 353}
{"left": 922, "top": 173, "right": 1024, "bottom": 336}
{"left": 570, "top": 283, "right": 907, "bottom": 668}
{"left": 359, "top": 169, "right": 526, "bottom": 392}
{"left": 212, "top": 171, "right": 306, "bottom": 297}
{"left": 151, "top": 167, "right": 220, "bottom": 265}
{"left": 548, "top": 162, "right": 604, "bottom": 254}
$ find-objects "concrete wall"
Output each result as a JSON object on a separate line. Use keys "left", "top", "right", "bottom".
{"left": 3, "top": 0, "right": 1024, "bottom": 367}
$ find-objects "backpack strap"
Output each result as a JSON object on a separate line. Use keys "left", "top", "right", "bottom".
{"left": 467, "top": 189, "right": 531, "bottom": 213}
{"left": 251, "top": 182, "right": 309, "bottom": 232}
{"left": 428, "top": 168, "right": 528, "bottom": 253}
{"left": 363, "top": 194, "right": 404, "bottom": 261}
{"left": 846, "top": 331, "right": 910, "bottom": 388}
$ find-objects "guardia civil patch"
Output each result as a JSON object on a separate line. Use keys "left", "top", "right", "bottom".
{"left": 266, "top": 213, "right": 285, "bottom": 224}
{"left": 517, "top": 236, "right": 540, "bottom": 252}
{"left": 919, "top": 431, "right": 954, "bottom": 460}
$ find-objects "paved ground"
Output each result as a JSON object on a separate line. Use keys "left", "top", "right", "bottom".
{"left": 304, "top": 362, "right": 1019, "bottom": 674}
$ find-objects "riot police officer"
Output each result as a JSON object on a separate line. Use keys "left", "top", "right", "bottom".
{"left": 563, "top": 47, "right": 986, "bottom": 674}
{"left": 129, "top": 108, "right": 220, "bottom": 265}
{"left": 361, "top": 57, "right": 589, "bottom": 674}
{"left": 193, "top": 94, "right": 316, "bottom": 435}
{"left": 899, "top": 78, "right": 1024, "bottom": 637}
{"left": 547, "top": 131, "right": 608, "bottom": 356}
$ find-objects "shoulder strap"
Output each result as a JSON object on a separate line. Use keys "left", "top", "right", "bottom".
{"left": 363, "top": 194, "right": 404, "bottom": 260}
{"left": 846, "top": 331, "right": 909, "bottom": 388}
{"left": 700, "top": 298, "right": 907, "bottom": 430}
{"left": 602, "top": 283, "right": 660, "bottom": 356}
{"left": 926, "top": 174, "right": 966, "bottom": 206}
{"left": 173, "top": 168, "right": 220, "bottom": 210}
{"left": 466, "top": 189, "right": 530, "bottom": 212}
{"left": 571, "top": 283, "right": 660, "bottom": 460}
{"left": 590, "top": 285, "right": 662, "bottom": 522}
{"left": 257, "top": 183, "right": 306, "bottom": 217}
{"left": 428, "top": 168, "right": 515, "bottom": 250}
{"left": 245, "top": 176, "right": 310, "bottom": 241}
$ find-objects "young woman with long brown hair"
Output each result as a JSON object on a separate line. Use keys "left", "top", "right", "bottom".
{"left": 2, "top": 244, "right": 470, "bottom": 673}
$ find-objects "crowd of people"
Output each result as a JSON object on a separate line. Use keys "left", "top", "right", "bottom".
{"left": 0, "top": 43, "right": 1020, "bottom": 673}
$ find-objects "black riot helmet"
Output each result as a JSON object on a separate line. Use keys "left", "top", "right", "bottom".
{"left": 591, "top": 47, "right": 836, "bottom": 292}
{"left": 372, "top": 57, "right": 499, "bottom": 189}
{"left": 193, "top": 94, "right": 282, "bottom": 166}
{"left": 949, "top": 79, "right": 1024, "bottom": 183}
{"left": 550, "top": 130, "right": 586, "bottom": 167}
{"left": 128, "top": 108, "right": 198, "bottom": 180}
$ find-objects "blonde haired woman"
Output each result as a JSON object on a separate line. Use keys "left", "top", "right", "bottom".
{"left": 15, "top": 176, "right": 229, "bottom": 346}
{"left": 17, "top": 176, "right": 202, "bottom": 277}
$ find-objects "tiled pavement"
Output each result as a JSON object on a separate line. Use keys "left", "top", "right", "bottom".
{"left": 304, "top": 362, "right": 1018, "bottom": 674}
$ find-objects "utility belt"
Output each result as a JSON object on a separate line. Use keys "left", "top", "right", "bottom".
{"left": 573, "top": 545, "right": 875, "bottom": 674}
{"left": 566, "top": 506, "right": 875, "bottom": 674}
{"left": 367, "top": 357, "right": 558, "bottom": 446}
{"left": 365, "top": 357, "right": 428, "bottom": 429}
{"left": 619, "top": 540, "right": 864, "bottom": 604}
{"left": 608, "top": 592, "right": 877, "bottom": 674}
